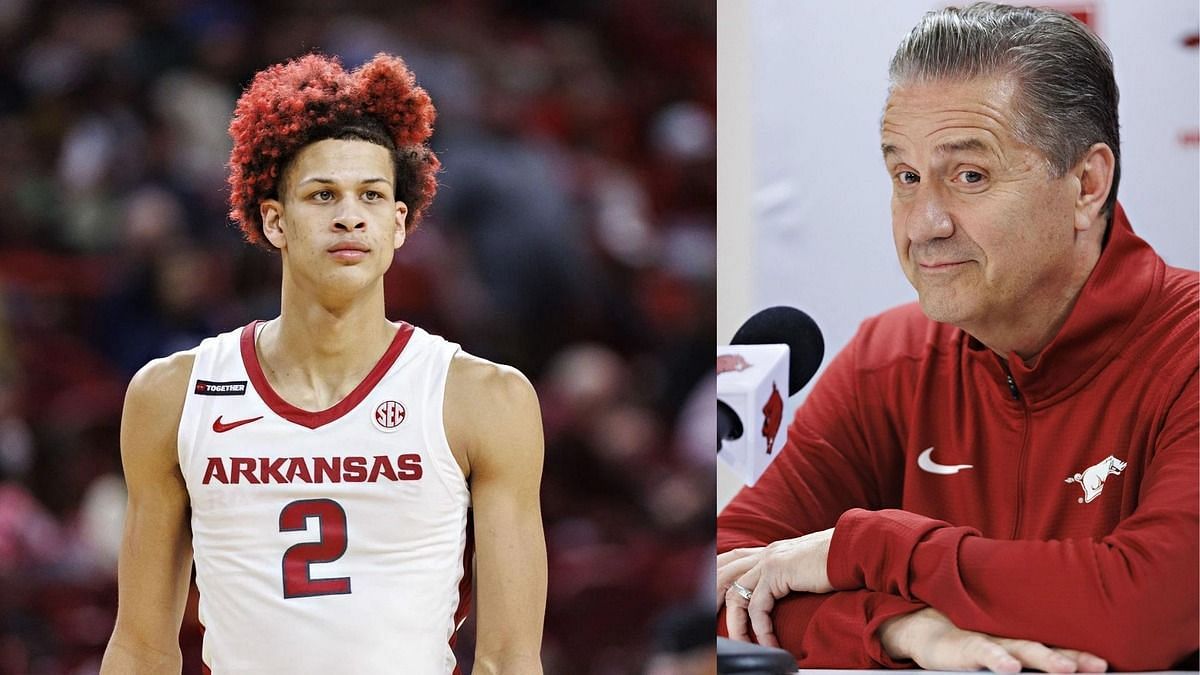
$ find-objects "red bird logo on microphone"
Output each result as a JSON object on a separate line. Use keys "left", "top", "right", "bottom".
{"left": 717, "top": 354, "right": 751, "bottom": 375}
{"left": 761, "top": 382, "right": 784, "bottom": 454}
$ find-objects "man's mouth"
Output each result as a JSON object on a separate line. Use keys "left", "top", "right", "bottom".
{"left": 918, "top": 260, "right": 968, "bottom": 271}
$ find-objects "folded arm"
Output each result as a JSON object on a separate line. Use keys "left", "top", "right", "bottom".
{"left": 829, "top": 370, "right": 1200, "bottom": 670}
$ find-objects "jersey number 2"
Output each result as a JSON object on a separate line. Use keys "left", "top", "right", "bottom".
{"left": 279, "top": 498, "right": 352, "bottom": 598}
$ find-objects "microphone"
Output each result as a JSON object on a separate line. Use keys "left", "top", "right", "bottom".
{"left": 717, "top": 307, "right": 824, "bottom": 485}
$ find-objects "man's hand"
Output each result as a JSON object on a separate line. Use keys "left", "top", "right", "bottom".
{"left": 718, "top": 528, "right": 835, "bottom": 647}
{"left": 879, "top": 608, "right": 1109, "bottom": 673}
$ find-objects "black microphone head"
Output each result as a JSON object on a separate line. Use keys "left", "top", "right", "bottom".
{"left": 730, "top": 306, "right": 824, "bottom": 395}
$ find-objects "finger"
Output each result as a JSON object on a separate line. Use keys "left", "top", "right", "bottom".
{"left": 996, "top": 638, "right": 1077, "bottom": 673}
{"left": 717, "top": 547, "right": 759, "bottom": 567}
{"left": 736, "top": 563, "right": 762, "bottom": 593}
{"left": 724, "top": 584, "right": 752, "bottom": 642}
{"left": 1053, "top": 649, "right": 1108, "bottom": 673}
{"left": 961, "top": 635, "right": 1021, "bottom": 673}
{"left": 1076, "top": 653, "right": 1108, "bottom": 673}
{"left": 716, "top": 554, "right": 758, "bottom": 608}
{"left": 722, "top": 562, "right": 764, "bottom": 623}
{"left": 717, "top": 552, "right": 758, "bottom": 591}
{"left": 746, "top": 582, "right": 779, "bottom": 648}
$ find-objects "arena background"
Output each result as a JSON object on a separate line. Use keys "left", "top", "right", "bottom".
{"left": 0, "top": 1, "right": 716, "bottom": 672}
{"left": 718, "top": 0, "right": 1199, "bottom": 508}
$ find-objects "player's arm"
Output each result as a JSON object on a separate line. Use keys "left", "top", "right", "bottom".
{"left": 100, "top": 353, "right": 195, "bottom": 674}
{"left": 446, "top": 354, "right": 546, "bottom": 675}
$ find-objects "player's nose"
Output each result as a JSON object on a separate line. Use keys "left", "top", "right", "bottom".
{"left": 332, "top": 202, "right": 367, "bottom": 231}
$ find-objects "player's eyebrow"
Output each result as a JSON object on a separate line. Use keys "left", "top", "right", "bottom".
{"left": 297, "top": 177, "right": 393, "bottom": 186}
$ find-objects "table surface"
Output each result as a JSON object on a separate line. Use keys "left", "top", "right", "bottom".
{"left": 798, "top": 671, "right": 1192, "bottom": 674}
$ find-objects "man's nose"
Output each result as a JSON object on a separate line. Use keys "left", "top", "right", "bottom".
{"left": 904, "top": 184, "right": 954, "bottom": 243}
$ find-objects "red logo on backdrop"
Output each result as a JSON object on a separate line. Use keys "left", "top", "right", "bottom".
{"left": 1184, "top": 31, "right": 1200, "bottom": 147}
{"left": 374, "top": 400, "right": 406, "bottom": 430}
{"left": 761, "top": 382, "right": 784, "bottom": 455}
{"left": 1020, "top": 3, "right": 1095, "bottom": 30}
{"left": 1062, "top": 7, "right": 1095, "bottom": 30}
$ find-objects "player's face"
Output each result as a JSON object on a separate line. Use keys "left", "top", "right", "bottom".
{"left": 261, "top": 138, "right": 407, "bottom": 295}
{"left": 881, "top": 76, "right": 1078, "bottom": 331}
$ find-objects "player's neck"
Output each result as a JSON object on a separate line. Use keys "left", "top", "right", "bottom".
{"left": 256, "top": 289, "right": 398, "bottom": 410}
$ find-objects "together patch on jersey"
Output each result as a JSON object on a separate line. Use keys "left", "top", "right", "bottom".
{"left": 195, "top": 379, "right": 248, "bottom": 396}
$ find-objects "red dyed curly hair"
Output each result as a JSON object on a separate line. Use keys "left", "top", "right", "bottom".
{"left": 227, "top": 52, "right": 439, "bottom": 247}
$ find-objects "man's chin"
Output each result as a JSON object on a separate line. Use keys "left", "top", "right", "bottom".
{"left": 916, "top": 294, "right": 971, "bottom": 326}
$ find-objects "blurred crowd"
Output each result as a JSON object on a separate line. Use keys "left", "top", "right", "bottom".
{"left": 0, "top": 1, "right": 716, "bottom": 673}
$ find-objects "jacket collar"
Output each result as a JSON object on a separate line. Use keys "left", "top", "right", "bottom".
{"left": 969, "top": 203, "right": 1162, "bottom": 404}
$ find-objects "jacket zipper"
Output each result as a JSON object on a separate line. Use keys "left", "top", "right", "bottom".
{"left": 1001, "top": 360, "right": 1030, "bottom": 538}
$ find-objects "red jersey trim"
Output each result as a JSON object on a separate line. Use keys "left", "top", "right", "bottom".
{"left": 239, "top": 320, "right": 415, "bottom": 430}
{"left": 449, "top": 510, "right": 475, "bottom": 675}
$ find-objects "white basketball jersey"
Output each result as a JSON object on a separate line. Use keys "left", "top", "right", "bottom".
{"left": 177, "top": 321, "right": 471, "bottom": 674}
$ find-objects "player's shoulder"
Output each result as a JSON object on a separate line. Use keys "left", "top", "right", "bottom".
{"left": 130, "top": 349, "right": 195, "bottom": 395}
{"left": 443, "top": 350, "right": 543, "bottom": 474}
{"left": 121, "top": 349, "right": 198, "bottom": 474}
{"left": 125, "top": 349, "right": 196, "bottom": 417}
{"left": 446, "top": 350, "right": 537, "bottom": 410}
{"left": 444, "top": 351, "right": 540, "bottom": 437}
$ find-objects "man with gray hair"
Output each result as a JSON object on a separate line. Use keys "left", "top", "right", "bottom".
{"left": 718, "top": 3, "right": 1197, "bottom": 671}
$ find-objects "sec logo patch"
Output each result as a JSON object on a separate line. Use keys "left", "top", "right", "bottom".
{"left": 373, "top": 400, "right": 406, "bottom": 432}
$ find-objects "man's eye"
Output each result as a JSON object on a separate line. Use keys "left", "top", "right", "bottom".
{"left": 896, "top": 171, "right": 919, "bottom": 185}
{"left": 958, "top": 171, "right": 984, "bottom": 184}
{"left": 363, "top": 190, "right": 382, "bottom": 201}
{"left": 312, "top": 190, "right": 333, "bottom": 201}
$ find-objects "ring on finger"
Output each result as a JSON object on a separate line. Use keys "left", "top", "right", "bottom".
{"left": 731, "top": 581, "right": 753, "bottom": 601}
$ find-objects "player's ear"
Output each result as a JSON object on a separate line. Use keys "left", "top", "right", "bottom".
{"left": 261, "top": 200, "right": 287, "bottom": 249}
{"left": 393, "top": 201, "right": 408, "bottom": 249}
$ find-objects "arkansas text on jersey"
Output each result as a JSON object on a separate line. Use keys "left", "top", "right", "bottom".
{"left": 202, "top": 454, "right": 423, "bottom": 485}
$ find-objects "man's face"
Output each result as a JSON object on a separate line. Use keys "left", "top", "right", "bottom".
{"left": 881, "top": 77, "right": 1079, "bottom": 331}
{"left": 261, "top": 138, "right": 407, "bottom": 296}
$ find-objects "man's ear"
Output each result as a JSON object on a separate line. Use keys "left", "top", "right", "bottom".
{"left": 1072, "top": 142, "right": 1115, "bottom": 234}
{"left": 261, "top": 199, "right": 287, "bottom": 249}
{"left": 394, "top": 201, "right": 409, "bottom": 249}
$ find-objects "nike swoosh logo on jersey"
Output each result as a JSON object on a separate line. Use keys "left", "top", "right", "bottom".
{"left": 212, "top": 415, "right": 264, "bottom": 433}
{"left": 917, "top": 447, "right": 973, "bottom": 475}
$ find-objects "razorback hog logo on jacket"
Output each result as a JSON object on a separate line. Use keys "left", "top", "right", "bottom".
{"left": 1064, "top": 455, "right": 1127, "bottom": 503}
{"left": 717, "top": 354, "right": 751, "bottom": 375}
{"left": 761, "top": 382, "right": 784, "bottom": 455}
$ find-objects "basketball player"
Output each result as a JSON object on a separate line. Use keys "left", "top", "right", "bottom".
{"left": 99, "top": 53, "right": 546, "bottom": 674}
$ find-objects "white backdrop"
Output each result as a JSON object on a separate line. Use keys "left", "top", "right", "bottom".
{"left": 718, "top": 0, "right": 1200, "bottom": 509}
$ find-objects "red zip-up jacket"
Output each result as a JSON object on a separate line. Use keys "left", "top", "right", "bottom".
{"left": 718, "top": 204, "right": 1199, "bottom": 670}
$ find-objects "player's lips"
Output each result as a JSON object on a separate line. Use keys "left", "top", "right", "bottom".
{"left": 328, "top": 241, "right": 370, "bottom": 261}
